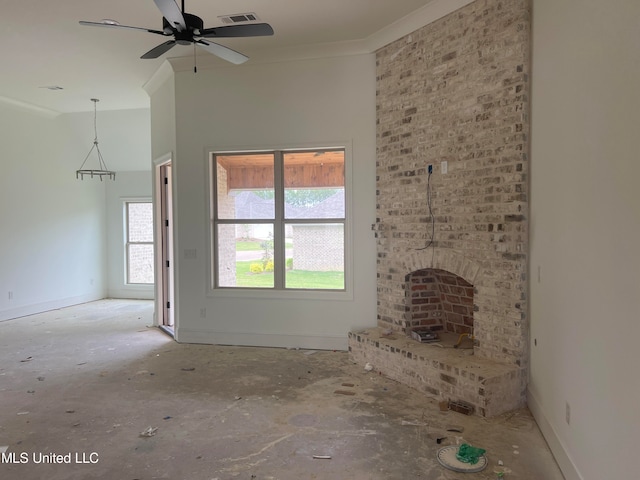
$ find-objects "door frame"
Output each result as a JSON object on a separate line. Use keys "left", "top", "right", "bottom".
{"left": 153, "top": 153, "right": 175, "bottom": 334}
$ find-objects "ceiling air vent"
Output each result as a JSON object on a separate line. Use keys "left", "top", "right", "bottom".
{"left": 218, "top": 12, "right": 260, "bottom": 24}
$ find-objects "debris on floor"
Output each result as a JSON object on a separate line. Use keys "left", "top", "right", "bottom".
{"left": 401, "top": 420, "right": 427, "bottom": 426}
{"left": 446, "top": 425, "right": 464, "bottom": 433}
{"left": 139, "top": 426, "right": 158, "bottom": 437}
{"left": 313, "top": 455, "right": 332, "bottom": 459}
{"left": 437, "top": 444, "right": 488, "bottom": 473}
{"left": 20, "top": 356, "right": 33, "bottom": 362}
{"left": 449, "top": 400, "right": 474, "bottom": 415}
{"left": 181, "top": 367, "right": 195, "bottom": 371}
{"left": 364, "top": 362, "right": 374, "bottom": 372}
{"left": 17, "top": 412, "right": 29, "bottom": 415}
{"left": 334, "top": 389, "right": 356, "bottom": 396}
{"left": 456, "top": 443, "right": 486, "bottom": 464}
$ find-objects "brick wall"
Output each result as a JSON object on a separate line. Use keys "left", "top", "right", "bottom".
{"left": 293, "top": 224, "right": 344, "bottom": 271}
{"left": 216, "top": 163, "right": 236, "bottom": 286}
{"left": 374, "top": 0, "right": 530, "bottom": 367}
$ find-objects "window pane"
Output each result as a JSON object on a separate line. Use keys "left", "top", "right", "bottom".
{"left": 216, "top": 153, "right": 275, "bottom": 220}
{"left": 284, "top": 151, "right": 345, "bottom": 219}
{"left": 128, "top": 203, "right": 153, "bottom": 242}
{"left": 128, "top": 244, "right": 154, "bottom": 284}
{"left": 217, "top": 224, "right": 274, "bottom": 288}
{"left": 286, "top": 223, "right": 344, "bottom": 290}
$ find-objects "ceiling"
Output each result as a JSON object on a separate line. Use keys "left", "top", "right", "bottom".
{"left": 0, "top": 0, "right": 466, "bottom": 114}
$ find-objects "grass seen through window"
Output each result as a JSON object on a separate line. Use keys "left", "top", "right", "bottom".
{"left": 235, "top": 238, "right": 343, "bottom": 289}
{"left": 235, "top": 261, "right": 344, "bottom": 289}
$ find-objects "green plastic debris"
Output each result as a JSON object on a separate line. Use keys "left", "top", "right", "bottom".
{"left": 455, "top": 443, "right": 486, "bottom": 464}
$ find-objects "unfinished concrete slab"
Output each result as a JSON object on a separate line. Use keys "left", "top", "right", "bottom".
{"left": 0, "top": 300, "right": 563, "bottom": 479}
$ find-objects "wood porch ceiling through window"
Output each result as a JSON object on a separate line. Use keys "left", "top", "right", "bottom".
{"left": 217, "top": 151, "right": 344, "bottom": 191}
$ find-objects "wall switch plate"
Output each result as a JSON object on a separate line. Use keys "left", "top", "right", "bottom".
{"left": 441, "top": 160, "right": 448, "bottom": 174}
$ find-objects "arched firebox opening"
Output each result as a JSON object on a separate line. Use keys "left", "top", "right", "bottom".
{"left": 405, "top": 268, "right": 475, "bottom": 343}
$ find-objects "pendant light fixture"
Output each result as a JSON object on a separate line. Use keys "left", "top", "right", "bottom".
{"left": 76, "top": 98, "right": 116, "bottom": 181}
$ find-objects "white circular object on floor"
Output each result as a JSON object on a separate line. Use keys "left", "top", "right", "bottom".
{"left": 436, "top": 445, "right": 488, "bottom": 473}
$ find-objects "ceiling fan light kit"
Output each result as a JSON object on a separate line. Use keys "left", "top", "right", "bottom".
{"left": 79, "top": 0, "right": 274, "bottom": 64}
{"left": 76, "top": 99, "right": 116, "bottom": 181}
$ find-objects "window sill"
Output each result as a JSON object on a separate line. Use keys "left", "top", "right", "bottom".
{"left": 208, "top": 287, "right": 353, "bottom": 302}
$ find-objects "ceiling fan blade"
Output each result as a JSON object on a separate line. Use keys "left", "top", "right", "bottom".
{"left": 141, "top": 40, "right": 177, "bottom": 59}
{"left": 195, "top": 40, "right": 248, "bottom": 64}
{"left": 153, "top": 0, "right": 186, "bottom": 32}
{"left": 199, "top": 23, "right": 274, "bottom": 38}
{"left": 79, "top": 20, "right": 166, "bottom": 36}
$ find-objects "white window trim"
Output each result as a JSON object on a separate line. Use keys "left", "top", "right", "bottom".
{"left": 123, "top": 197, "right": 154, "bottom": 285}
{"left": 206, "top": 142, "right": 353, "bottom": 301}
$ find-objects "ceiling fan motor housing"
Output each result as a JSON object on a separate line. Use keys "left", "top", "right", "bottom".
{"left": 163, "top": 13, "right": 203, "bottom": 44}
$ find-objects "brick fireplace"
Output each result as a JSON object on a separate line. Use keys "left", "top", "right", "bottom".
{"left": 348, "top": 0, "right": 531, "bottom": 417}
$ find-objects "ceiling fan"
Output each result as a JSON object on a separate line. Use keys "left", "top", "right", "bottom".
{"left": 80, "top": 0, "right": 274, "bottom": 65}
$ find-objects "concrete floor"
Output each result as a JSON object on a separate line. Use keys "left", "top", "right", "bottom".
{"left": 0, "top": 299, "right": 564, "bottom": 480}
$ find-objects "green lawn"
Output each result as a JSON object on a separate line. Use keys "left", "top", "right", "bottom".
{"left": 235, "top": 260, "right": 344, "bottom": 289}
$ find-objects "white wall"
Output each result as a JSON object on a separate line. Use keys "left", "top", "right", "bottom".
{"left": 145, "top": 67, "right": 177, "bottom": 325}
{"left": 0, "top": 103, "right": 153, "bottom": 321}
{"left": 0, "top": 104, "right": 106, "bottom": 320}
{"left": 62, "top": 108, "right": 151, "bottom": 172}
{"left": 149, "top": 54, "right": 377, "bottom": 349}
{"left": 529, "top": 0, "right": 640, "bottom": 478}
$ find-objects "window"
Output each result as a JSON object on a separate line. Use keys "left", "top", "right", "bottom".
{"left": 125, "top": 201, "right": 154, "bottom": 284}
{"left": 212, "top": 149, "right": 346, "bottom": 291}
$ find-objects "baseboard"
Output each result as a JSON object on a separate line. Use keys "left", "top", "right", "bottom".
{"left": 0, "top": 294, "right": 104, "bottom": 322}
{"left": 106, "top": 288, "right": 154, "bottom": 300}
{"left": 175, "top": 329, "right": 348, "bottom": 351}
{"left": 527, "top": 388, "right": 583, "bottom": 480}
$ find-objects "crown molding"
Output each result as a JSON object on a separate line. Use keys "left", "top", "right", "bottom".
{"left": 365, "top": 0, "right": 476, "bottom": 52}
{"left": 0, "top": 95, "right": 61, "bottom": 117}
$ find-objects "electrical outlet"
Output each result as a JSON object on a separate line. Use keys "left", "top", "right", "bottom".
{"left": 565, "top": 402, "right": 570, "bottom": 425}
{"left": 441, "top": 160, "right": 448, "bottom": 174}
